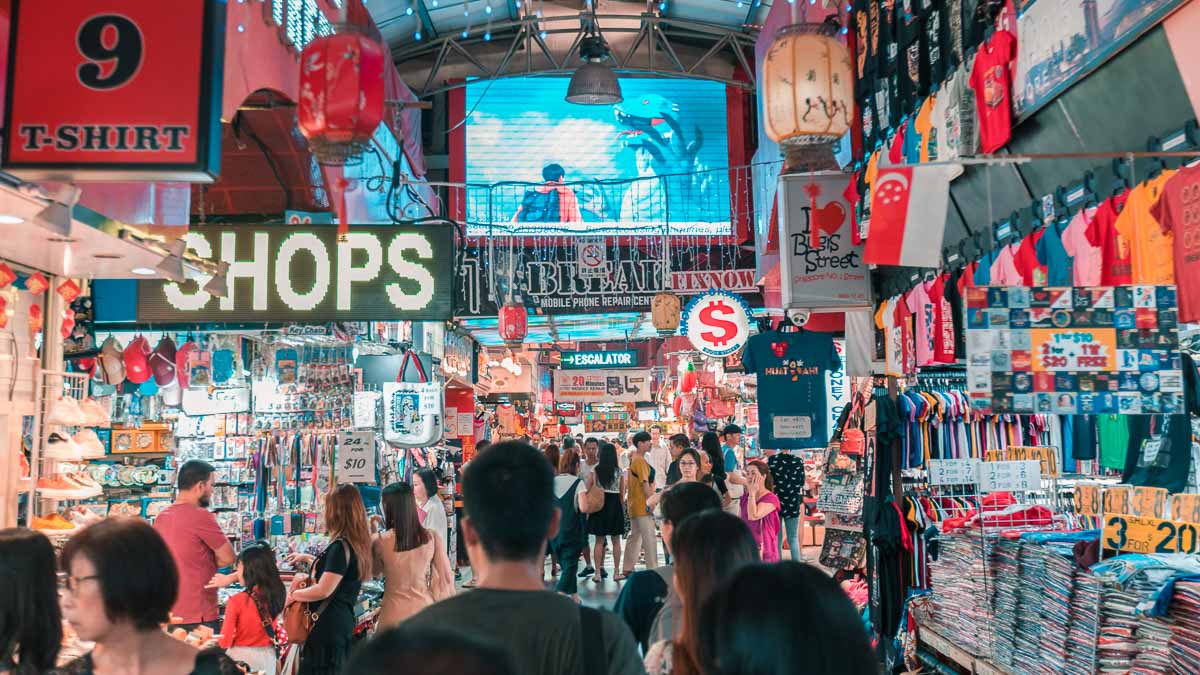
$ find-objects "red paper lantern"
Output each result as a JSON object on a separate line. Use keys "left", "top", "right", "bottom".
{"left": 298, "top": 28, "right": 386, "bottom": 166}
{"left": 679, "top": 368, "right": 697, "bottom": 393}
{"left": 672, "top": 396, "right": 683, "bottom": 418}
{"left": 559, "top": 424, "right": 570, "bottom": 435}
{"left": 498, "top": 304, "right": 528, "bottom": 346}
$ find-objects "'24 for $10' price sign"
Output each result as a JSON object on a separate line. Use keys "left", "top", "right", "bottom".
{"left": 337, "top": 431, "right": 376, "bottom": 484}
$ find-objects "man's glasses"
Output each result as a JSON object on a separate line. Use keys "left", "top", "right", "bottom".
{"left": 679, "top": 460, "right": 698, "bottom": 467}
{"left": 65, "top": 575, "right": 100, "bottom": 593}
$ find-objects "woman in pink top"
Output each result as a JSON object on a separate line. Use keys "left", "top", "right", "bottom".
{"left": 372, "top": 482, "right": 454, "bottom": 630}
{"left": 729, "top": 461, "right": 782, "bottom": 562}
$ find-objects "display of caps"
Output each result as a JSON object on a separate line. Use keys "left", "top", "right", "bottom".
{"left": 123, "top": 336, "right": 152, "bottom": 384}
{"left": 150, "top": 336, "right": 178, "bottom": 386}
{"left": 175, "top": 341, "right": 198, "bottom": 388}
{"left": 98, "top": 337, "right": 125, "bottom": 385}
{"left": 159, "top": 379, "right": 183, "bottom": 407}
{"left": 138, "top": 378, "right": 159, "bottom": 396}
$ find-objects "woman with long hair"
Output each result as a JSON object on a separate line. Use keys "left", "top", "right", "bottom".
{"left": 647, "top": 448, "right": 701, "bottom": 511}
{"left": 541, "top": 443, "right": 562, "bottom": 578}
{"left": 728, "top": 460, "right": 782, "bottom": 562}
{"left": 286, "top": 485, "right": 373, "bottom": 675}
{"left": 586, "top": 442, "right": 625, "bottom": 583}
{"left": 58, "top": 519, "right": 239, "bottom": 674}
{"left": 643, "top": 510, "right": 758, "bottom": 675}
{"left": 374, "top": 482, "right": 454, "bottom": 629}
{"left": 0, "top": 529, "right": 62, "bottom": 674}
{"left": 218, "top": 543, "right": 286, "bottom": 674}
{"left": 549, "top": 448, "right": 589, "bottom": 600}
{"left": 699, "top": 432, "right": 730, "bottom": 504}
{"left": 412, "top": 468, "right": 448, "bottom": 543}
{"left": 698, "top": 562, "right": 877, "bottom": 675}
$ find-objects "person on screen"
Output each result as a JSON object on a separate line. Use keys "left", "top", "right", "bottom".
{"left": 618, "top": 135, "right": 667, "bottom": 224}
{"left": 514, "top": 163, "right": 583, "bottom": 224}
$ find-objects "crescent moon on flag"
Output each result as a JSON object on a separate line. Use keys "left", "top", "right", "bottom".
{"left": 877, "top": 171, "right": 909, "bottom": 192}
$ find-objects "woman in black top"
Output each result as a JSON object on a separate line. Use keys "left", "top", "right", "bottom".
{"left": 57, "top": 519, "right": 239, "bottom": 674}
{"left": 286, "top": 485, "right": 373, "bottom": 675}
{"left": 0, "top": 529, "right": 61, "bottom": 674}
{"left": 586, "top": 443, "right": 626, "bottom": 583}
{"left": 700, "top": 432, "right": 730, "bottom": 504}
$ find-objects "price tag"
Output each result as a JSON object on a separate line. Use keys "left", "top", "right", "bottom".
{"left": 979, "top": 460, "right": 1041, "bottom": 492}
{"left": 1103, "top": 514, "right": 1200, "bottom": 555}
{"left": 773, "top": 415, "right": 812, "bottom": 439}
{"left": 1171, "top": 494, "right": 1200, "bottom": 524}
{"left": 928, "top": 459, "right": 981, "bottom": 486}
{"left": 1074, "top": 482, "right": 1101, "bottom": 517}
{"left": 337, "top": 431, "right": 376, "bottom": 484}
{"left": 418, "top": 383, "right": 441, "bottom": 415}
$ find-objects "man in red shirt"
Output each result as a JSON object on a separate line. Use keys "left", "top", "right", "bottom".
{"left": 153, "top": 460, "right": 237, "bottom": 631}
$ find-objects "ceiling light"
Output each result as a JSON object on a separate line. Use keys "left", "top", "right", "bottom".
{"left": 131, "top": 267, "right": 157, "bottom": 276}
{"left": 156, "top": 239, "right": 187, "bottom": 283}
{"left": 566, "top": 16, "right": 622, "bottom": 105}
{"left": 0, "top": 215, "right": 24, "bottom": 225}
{"left": 202, "top": 261, "right": 230, "bottom": 298}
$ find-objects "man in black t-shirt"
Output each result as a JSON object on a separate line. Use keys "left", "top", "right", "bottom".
{"left": 407, "top": 442, "right": 643, "bottom": 675}
{"left": 612, "top": 482, "right": 721, "bottom": 653}
{"left": 664, "top": 434, "right": 690, "bottom": 487}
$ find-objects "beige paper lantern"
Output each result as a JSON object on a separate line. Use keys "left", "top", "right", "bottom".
{"left": 761, "top": 23, "right": 854, "bottom": 146}
{"left": 651, "top": 292, "right": 681, "bottom": 336}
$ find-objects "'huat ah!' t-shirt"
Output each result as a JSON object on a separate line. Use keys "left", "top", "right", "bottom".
{"left": 1151, "top": 164, "right": 1200, "bottom": 321}
{"left": 968, "top": 29, "right": 1016, "bottom": 154}
{"left": 742, "top": 330, "right": 841, "bottom": 450}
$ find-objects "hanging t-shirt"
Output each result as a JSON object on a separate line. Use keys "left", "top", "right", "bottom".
{"left": 1113, "top": 170, "right": 1177, "bottom": 285}
{"left": 973, "top": 249, "right": 996, "bottom": 285}
{"left": 915, "top": 95, "right": 936, "bottom": 162}
{"left": 1035, "top": 219, "right": 1074, "bottom": 286}
{"left": 742, "top": 330, "right": 841, "bottom": 450}
{"left": 927, "top": 274, "right": 959, "bottom": 363}
{"left": 925, "top": 6, "right": 946, "bottom": 85}
{"left": 989, "top": 242, "right": 1023, "bottom": 286}
{"left": 1151, "top": 164, "right": 1200, "bottom": 321}
{"left": 1085, "top": 192, "right": 1131, "bottom": 286}
{"left": 1059, "top": 206, "right": 1100, "bottom": 287}
{"left": 1096, "top": 414, "right": 1130, "bottom": 471}
{"left": 905, "top": 283, "right": 937, "bottom": 367}
{"left": 968, "top": 29, "right": 1016, "bottom": 154}
{"left": 951, "top": 267, "right": 971, "bottom": 358}
{"left": 876, "top": 298, "right": 904, "bottom": 376}
{"left": 1014, "top": 230, "right": 1047, "bottom": 286}
{"left": 893, "top": 296, "right": 917, "bottom": 374}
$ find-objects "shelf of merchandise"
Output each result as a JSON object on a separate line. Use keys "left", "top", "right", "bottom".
{"left": 918, "top": 621, "right": 1010, "bottom": 675}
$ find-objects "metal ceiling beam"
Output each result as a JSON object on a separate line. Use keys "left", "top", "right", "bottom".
{"left": 416, "top": 0, "right": 439, "bottom": 39}
{"left": 392, "top": 12, "right": 758, "bottom": 97}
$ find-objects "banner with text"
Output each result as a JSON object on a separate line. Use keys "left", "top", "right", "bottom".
{"left": 965, "top": 286, "right": 1183, "bottom": 415}
{"left": 553, "top": 369, "right": 653, "bottom": 403}
{"left": 777, "top": 173, "right": 871, "bottom": 310}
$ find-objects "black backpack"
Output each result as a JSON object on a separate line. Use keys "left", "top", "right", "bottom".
{"left": 518, "top": 188, "right": 560, "bottom": 222}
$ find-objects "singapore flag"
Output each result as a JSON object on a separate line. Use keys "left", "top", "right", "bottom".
{"left": 863, "top": 164, "right": 960, "bottom": 268}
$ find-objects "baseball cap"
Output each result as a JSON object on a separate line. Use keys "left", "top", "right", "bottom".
{"left": 150, "top": 337, "right": 178, "bottom": 386}
{"left": 98, "top": 337, "right": 125, "bottom": 385}
{"left": 175, "top": 341, "right": 198, "bottom": 388}
{"left": 159, "top": 378, "right": 183, "bottom": 407}
{"left": 123, "top": 336, "right": 153, "bottom": 384}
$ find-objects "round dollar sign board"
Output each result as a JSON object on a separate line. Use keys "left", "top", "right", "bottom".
{"left": 682, "top": 290, "right": 753, "bottom": 358}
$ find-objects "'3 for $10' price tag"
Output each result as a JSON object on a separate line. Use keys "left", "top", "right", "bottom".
{"left": 337, "top": 431, "right": 377, "bottom": 484}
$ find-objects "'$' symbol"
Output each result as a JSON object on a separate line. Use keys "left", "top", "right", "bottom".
{"left": 699, "top": 300, "right": 738, "bottom": 347}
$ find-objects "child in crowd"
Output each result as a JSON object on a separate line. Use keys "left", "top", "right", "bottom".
{"left": 217, "top": 543, "right": 286, "bottom": 675}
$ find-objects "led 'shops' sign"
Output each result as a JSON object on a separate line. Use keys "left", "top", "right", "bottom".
{"left": 136, "top": 225, "right": 454, "bottom": 322}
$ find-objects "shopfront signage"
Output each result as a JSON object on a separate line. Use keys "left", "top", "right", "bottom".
{"left": 336, "top": 431, "right": 377, "bottom": 484}
{"left": 777, "top": 173, "right": 872, "bottom": 310}
{"left": 965, "top": 286, "right": 1184, "bottom": 415}
{"left": 4, "top": 0, "right": 225, "bottom": 181}
{"left": 560, "top": 350, "right": 639, "bottom": 369}
{"left": 928, "top": 459, "right": 981, "bottom": 486}
{"left": 826, "top": 338, "right": 848, "bottom": 441}
{"left": 1103, "top": 514, "right": 1200, "bottom": 555}
{"left": 682, "top": 291, "right": 752, "bottom": 359}
{"left": 456, "top": 242, "right": 762, "bottom": 316}
{"left": 137, "top": 224, "right": 454, "bottom": 323}
{"left": 554, "top": 369, "right": 653, "bottom": 403}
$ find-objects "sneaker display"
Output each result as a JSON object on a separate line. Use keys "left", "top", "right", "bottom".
{"left": 43, "top": 432, "right": 82, "bottom": 461}
{"left": 46, "top": 397, "right": 87, "bottom": 426}
{"left": 36, "top": 475, "right": 93, "bottom": 498}
{"left": 78, "top": 398, "right": 111, "bottom": 427}
{"left": 66, "top": 471, "right": 101, "bottom": 492}
{"left": 72, "top": 430, "right": 106, "bottom": 459}
{"left": 32, "top": 513, "right": 78, "bottom": 532}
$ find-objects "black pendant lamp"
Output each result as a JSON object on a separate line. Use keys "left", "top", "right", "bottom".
{"left": 566, "top": 12, "right": 621, "bottom": 105}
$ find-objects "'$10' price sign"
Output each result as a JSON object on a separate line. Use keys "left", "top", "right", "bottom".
{"left": 337, "top": 431, "right": 377, "bottom": 484}
{"left": 683, "top": 291, "right": 752, "bottom": 359}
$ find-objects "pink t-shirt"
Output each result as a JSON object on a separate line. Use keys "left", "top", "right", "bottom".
{"left": 989, "top": 243, "right": 1023, "bottom": 286}
{"left": 1061, "top": 206, "right": 1101, "bottom": 286}
{"left": 905, "top": 283, "right": 937, "bottom": 367}
{"left": 154, "top": 503, "right": 230, "bottom": 623}
{"left": 740, "top": 491, "right": 782, "bottom": 563}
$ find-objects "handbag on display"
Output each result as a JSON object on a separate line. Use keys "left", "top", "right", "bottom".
{"left": 383, "top": 351, "right": 444, "bottom": 448}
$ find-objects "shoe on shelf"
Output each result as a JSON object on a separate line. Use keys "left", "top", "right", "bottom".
{"left": 32, "top": 513, "right": 78, "bottom": 533}
{"left": 72, "top": 430, "right": 106, "bottom": 459}
{"left": 43, "top": 432, "right": 82, "bottom": 461}
{"left": 36, "top": 476, "right": 90, "bottom": 498}
{"left": 66, "top": 472, "right": 101, "bottom": 492}
{"left": 78, "top": 399, "right": 111, "bottom": 427}
{"left": 46, "top": 397, "right": 87, "bottom": 426}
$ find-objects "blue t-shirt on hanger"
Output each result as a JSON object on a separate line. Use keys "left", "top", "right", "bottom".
{"left": 742, "top": 330, "right": 842, "bottom": 450}
{"left": 1036, "top": 220, "right": 1073, "bottom": 286}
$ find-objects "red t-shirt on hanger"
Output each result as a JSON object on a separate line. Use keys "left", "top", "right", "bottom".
{"left": 1151, "top": 164, "right": 1200, "bottom": 322}
{"left": 969, "top": 29, "right": 1017, "bottom": 154}
{"left": 1085, "top": 192, "right": 1132, "bottom": 286}
{"left": 1014, "top": 230, "right": 1047, "bottom": 286}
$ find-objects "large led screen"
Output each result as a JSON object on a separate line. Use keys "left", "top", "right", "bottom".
{"left": 464, "top": 77, "right": 732, "bottom": 236}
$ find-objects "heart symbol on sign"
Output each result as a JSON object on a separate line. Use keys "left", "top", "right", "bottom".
{"left": 813, "top": 201, "right": 846, "bottom": 239}
{"left": 770, "top": 341, "right": 787, "bottom": 358}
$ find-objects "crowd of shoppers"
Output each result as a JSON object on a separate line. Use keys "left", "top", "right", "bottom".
{"left": 0, "top": 432, "right": 874, "bottom": 675}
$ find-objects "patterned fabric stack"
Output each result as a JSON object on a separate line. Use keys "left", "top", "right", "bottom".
{"left": 1012, "top": 542, "right": 1047, "bottom": 674}
{"left": 990, "top": 537, "right": 1022, "bottom": 670}
{"left": 1097, "top": 587, "right": 1140, "bottom": 673}
{"left": 1167, "top": 580, "right": 1200, "bottom": 674}
{"left": 1038, "top": 544, "right": 1077, "bottom": 673}
{"left": 928, "top": 530, "right": 997, "bottom": 658}
{"left": 1065, "top": 573, "right": 1101, "bottom": 675}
